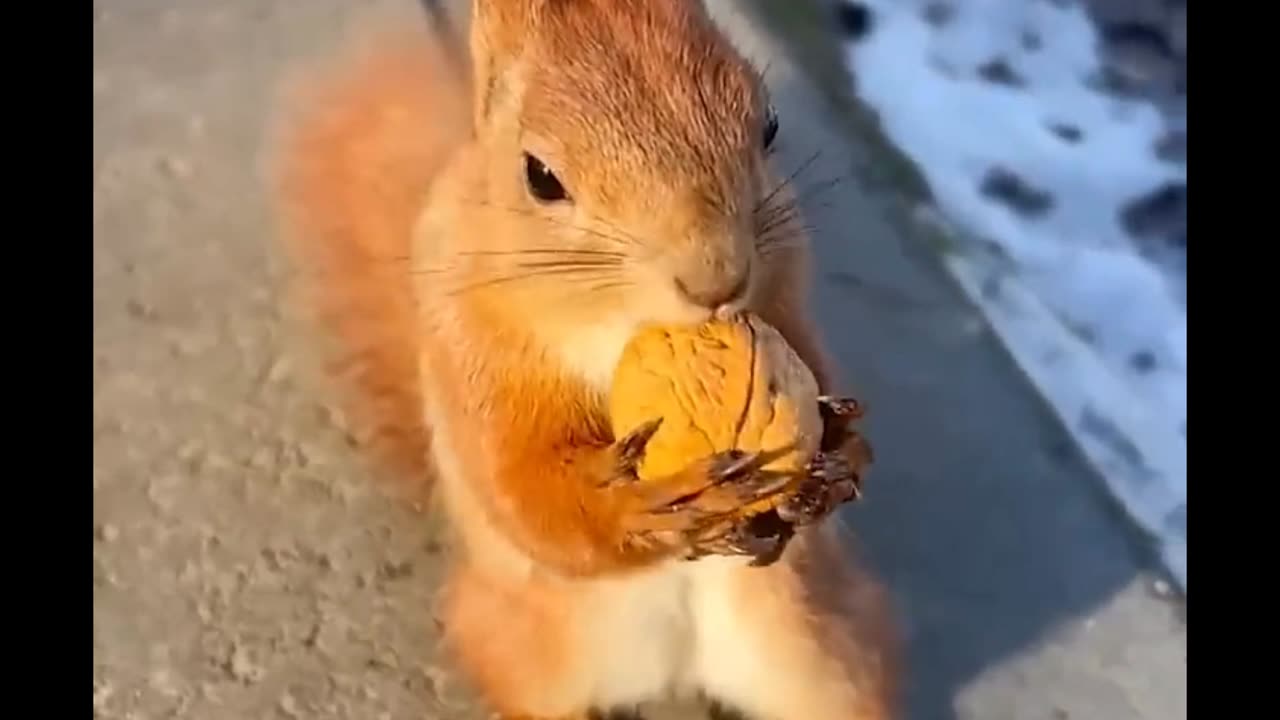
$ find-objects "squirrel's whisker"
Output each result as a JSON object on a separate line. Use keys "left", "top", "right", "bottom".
{"left": 439, "top": 265, "right": 625, "bottom": 297}
{"left": 755, "top": 203, "right": 805, "bottom": 237}
{"left": 457, "top": 199, "right": 643, "bottom": 248}
{"left": 458, "top": 248, "right": 627, "bottom": 260}
{"left": 791, "top": 174, "right": 851, "bottom": 207}
{"left": 757, "top": 149, "right": 823, "bottom": 213}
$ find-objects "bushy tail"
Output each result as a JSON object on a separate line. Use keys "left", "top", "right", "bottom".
{"left": 272, "top": 21, "right": 470, "bottom": 488}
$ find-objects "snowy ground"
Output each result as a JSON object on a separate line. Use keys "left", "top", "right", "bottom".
{"left": 829, "top": 0, "right": 1187, "bottom": 590}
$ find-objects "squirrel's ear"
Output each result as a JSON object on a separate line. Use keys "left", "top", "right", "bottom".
{"left": 467, "top": 0, "right": 539, "bottom": 125}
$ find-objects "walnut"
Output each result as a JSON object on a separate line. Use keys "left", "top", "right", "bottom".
{"left": 608, "top": 314, "right": 821, "bottom": 515}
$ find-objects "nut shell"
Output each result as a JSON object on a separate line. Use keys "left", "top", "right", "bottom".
{"left": 609, "top": 314, "right": 821, "bottom": 514}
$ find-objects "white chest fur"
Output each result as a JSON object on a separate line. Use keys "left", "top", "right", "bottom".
{"left": 553, "top": 317, "right": 638, "bottom": 393}
{"left": 578, "top": 555, "right": 756, "bottom": 707}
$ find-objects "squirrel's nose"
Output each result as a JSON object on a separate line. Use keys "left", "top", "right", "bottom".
{"left": 674, "top": 263, "right": 750, "bottom": 316}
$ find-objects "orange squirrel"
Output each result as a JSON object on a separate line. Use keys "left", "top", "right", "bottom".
{"left": 274, "top": 2, "right": 899, "bottom": 718}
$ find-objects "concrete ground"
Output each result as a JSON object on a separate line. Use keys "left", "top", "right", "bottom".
{"left": 92, "top": 1, "right": 1186, "bottom": 719}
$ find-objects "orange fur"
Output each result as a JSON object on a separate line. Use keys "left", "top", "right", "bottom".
{"left": 273, "top": 2, "right": 899, "bottom": 718}
{"left": 273, "top": 24, "right": 469, "bottom": 485}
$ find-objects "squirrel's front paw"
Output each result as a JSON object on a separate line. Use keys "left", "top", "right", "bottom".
{"left": 599, "top": 417, "right": 665, "bottom": 488}
{"left": 773, "top": 394, "right": 872, "bottom": 524}
{"left": 775, "top": 450, "right": 865, "bottom": 525}
{"left": 697, "top": 401, "right": 873, "bottom": 566}
{"left": 817, "top": 395, "right": 869, "bottom": 453}
{"left": 601, "top": 402, "right": 870, "bottom": 563}
{"left": 606, "top": 446, "right": 794, "bottom": 557}
{"left": 683, "top": 513, "right": 794, "bottom": 564}
{"left": 685, "top": 450, "right": 867, "bottom": 566}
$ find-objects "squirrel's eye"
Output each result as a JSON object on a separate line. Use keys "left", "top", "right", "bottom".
{"left": 524, "top": 153, "right": 569, "bottom": 203}
{"left": 763, "top": 107, "right": 780, "bottom": 151}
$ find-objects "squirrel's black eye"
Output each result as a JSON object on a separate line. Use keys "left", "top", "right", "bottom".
{"left": 763, "top": 107, "right": 780, "bottom": 151}
{"left": 524, "top": 153, "right": 569, "bottom": 203}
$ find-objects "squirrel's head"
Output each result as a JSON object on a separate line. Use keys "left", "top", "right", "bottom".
{"left": 454, "top": 0, "right": 803, "bottom": 382}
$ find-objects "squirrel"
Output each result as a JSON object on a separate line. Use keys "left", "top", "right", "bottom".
{"left": 274, "top": 1, "right": 900, "bottom": 719}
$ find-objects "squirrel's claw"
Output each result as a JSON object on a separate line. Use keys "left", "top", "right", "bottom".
{"left": 646, "top": 450, "right": 778, "bottom": 518}
{"left": 817, "top": 395, "right": 867, "bottom": 453}
{"left": 686, "top": 517, "right": 793, "bottom": 564}
{"left": 602, "top": 417, "right": 664, "bottom": 487}
{"left": 776, "top": 451, "right": 863, "bottom": 525}
{"left": 707, "top": 448, "right": 764, "bottom": 484}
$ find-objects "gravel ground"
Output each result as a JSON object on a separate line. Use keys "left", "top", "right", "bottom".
{"left": 93, "top": 2, "right": 1185, "bottom": 719}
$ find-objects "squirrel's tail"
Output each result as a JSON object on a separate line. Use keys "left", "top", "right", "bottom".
{"left": 272, "top": 21, "right": 470, "bottom": 489}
